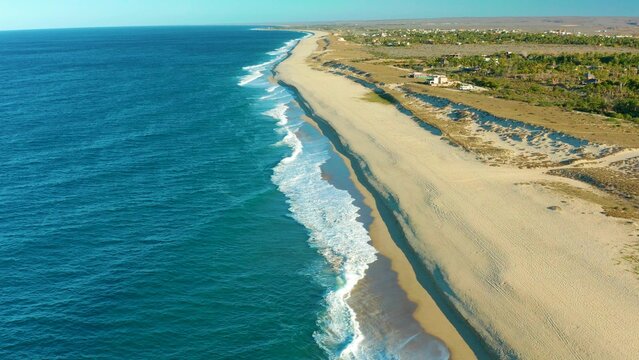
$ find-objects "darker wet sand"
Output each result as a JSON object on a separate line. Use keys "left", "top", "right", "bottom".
{"left": 289, "top": 79, "right": 483, "bottom": 359}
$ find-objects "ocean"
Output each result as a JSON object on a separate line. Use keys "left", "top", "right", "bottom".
{"left": 0, "top": 26, "right": 449, "bottom": 359}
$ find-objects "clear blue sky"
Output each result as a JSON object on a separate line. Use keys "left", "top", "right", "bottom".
{"left": 0, "top": 0, "right": 637, "bottom": 31}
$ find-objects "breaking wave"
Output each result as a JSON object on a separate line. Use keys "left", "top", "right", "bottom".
{"left": 244, "top": 36, "right": 378, "bottom": 359}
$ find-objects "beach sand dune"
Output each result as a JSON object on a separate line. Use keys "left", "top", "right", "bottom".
{"left": 277, "top": 32, "right": 639, "bottom": 359}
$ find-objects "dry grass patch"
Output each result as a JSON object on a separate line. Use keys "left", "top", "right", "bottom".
{"left": 361, "top": 91, "right": 392, "bottom": 105}
{"left": 540, "top": 180, "right": 639, "bottom": 220}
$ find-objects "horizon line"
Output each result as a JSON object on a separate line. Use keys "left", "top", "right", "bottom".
{"left": 1, "top": 15, "right": 638, "bottom": 33}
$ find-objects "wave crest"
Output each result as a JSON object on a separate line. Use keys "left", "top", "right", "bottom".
{"left": 241, "top": 36, "right": 377, "bottom": 359}
{"left": 238, "top": 39, "right": 299, "bottom": 87}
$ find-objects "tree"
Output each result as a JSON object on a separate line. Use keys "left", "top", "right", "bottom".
{"left": 613, "top": 98, "right": 639, "bottom": 118}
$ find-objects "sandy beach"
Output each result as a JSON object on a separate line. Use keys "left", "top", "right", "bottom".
{"left": 276, "top": 32, "right": 639, "bottom": 359}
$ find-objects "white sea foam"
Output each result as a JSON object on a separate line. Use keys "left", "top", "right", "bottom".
{"left": 268, "top": 39, "right": 297, "bottom": 56}
{"left": 271, "top": 120, "right": 377, "bottom": 359}
{"left": 260, "top": 88, "right": 288, "bottom": 101}
{"left": 238, "top": 39, "right": 300, "bottom": 87}
{"left": 238, "top": 71, "right": 264, "bottom": 86}
{"left": 263, "top": 103, "right": 289, "bottom": 126}
{"left": 242, "top": 36, "right": 377, "bottom": 359}
{"left": 242, "top": 60, "right": 273, "bottom": 72}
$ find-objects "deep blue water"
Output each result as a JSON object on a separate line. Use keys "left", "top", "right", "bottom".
{"left": 0, "top": 27, "right": 340, "bottom": 359}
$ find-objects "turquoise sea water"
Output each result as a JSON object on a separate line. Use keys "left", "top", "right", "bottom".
{"left": 0, "top": 27, "right": 376, "bottom": 359}
{"left": 0, "top": 25, "right": 461, "bottom": 360}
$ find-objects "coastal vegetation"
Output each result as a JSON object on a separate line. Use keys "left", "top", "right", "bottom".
{"left": 344, "top": 29, "right": 639, "bottom": 48}
{"left": 391, "top": 52, "right": 639, "bottom": 122}
{"left": 362, "top": 91, "right": 392, "bottom": 104}
{"left": 332, "top": 28, "right": 639, "bottom": 122}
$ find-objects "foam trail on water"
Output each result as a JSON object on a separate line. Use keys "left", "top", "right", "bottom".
{"left": 260, "top": 89, "right": 288, "bottom": 101}
{"left": 264, "top": 103, "right": 289, "bottom": 126}
{"left": 243, "top": 35, "right": 378, "bottom": 359}
{"left": 238, "top": 39, "right": 301, "bottom": 87}
{"left": 268, "top": 103, "right": 377, "bottom": 359}
{"left": 238, "top": 71, "right": 264, "bottom": 86}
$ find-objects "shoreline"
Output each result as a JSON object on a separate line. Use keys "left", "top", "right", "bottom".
{"left": 276, "top": 32, "right": 485, "bottom": 359}
{"left": 306, "top": 96, "right": 491, "bottom": 359}
{"left": 276, "top": 31, "right": 639, "bottom": 358}
{"left": 263, "top": 33, "right": 458, "bottom": 358}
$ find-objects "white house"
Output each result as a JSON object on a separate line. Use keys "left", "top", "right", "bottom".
{"left": 429, "top": 75, "right": 449, "bottom": 85}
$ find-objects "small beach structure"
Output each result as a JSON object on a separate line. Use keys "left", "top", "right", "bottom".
{"left": 409, "top": 72, "right": 449, "bottom": 85}
{"left": 429, "top": 75, "right": 449, "bottom": 86}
